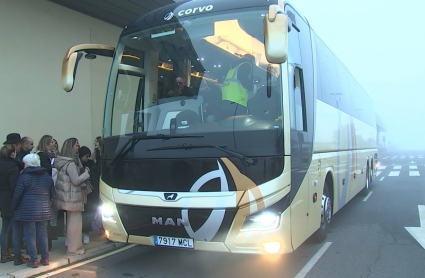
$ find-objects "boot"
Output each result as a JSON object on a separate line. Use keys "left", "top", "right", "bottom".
{"left": 13, "top": 253, "right": 28, "bottom": 265}
{"left": 1, "top": 251, "right": 14, "bottom": 263}
{"left": 14, "top": 258, "right": 25, "bottom": 266}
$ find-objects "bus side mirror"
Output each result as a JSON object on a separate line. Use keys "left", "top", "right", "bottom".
{"left": 62, "top": 44, "right": 115, "bottom": 92}
{"left": 264, "top": 5, "right": 288, "bottom": 64}
{"left": 62, "top": 52, "right": 83, "bottom": 92}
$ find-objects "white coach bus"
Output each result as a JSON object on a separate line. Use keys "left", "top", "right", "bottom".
{"left": 62, "top": 0, "right": 377, "bottom": 254}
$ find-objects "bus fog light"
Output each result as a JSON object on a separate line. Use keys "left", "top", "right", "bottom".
{"left": 101, "top": 204, "right": 116, "bottom": 223}
{"left": 105, "top": 230, "right": 110, "bottom": 239}
{"left": 241, "top": 213, "right": 280, "bottom": 232}
{"left": 262, "top": 242, "right": 281, "bottom": 253}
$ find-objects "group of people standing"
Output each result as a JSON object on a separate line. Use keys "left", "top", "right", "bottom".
{"left": 0, "top": 133, "right": 102, "bottom": 268}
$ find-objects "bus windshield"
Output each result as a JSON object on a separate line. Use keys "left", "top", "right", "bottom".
{"left": 104, "top": 9, "right": 284, "bottom": 157}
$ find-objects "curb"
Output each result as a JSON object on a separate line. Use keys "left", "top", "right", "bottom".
{"left": 5, "top": 242, "right": 125, "bottom": 278}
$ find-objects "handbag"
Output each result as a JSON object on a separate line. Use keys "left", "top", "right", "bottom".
{"left": 82, "top": 180, "right": 93, "bottom": 204}
{"left": 86, "top": 180, "right": 93, "bottom": 194}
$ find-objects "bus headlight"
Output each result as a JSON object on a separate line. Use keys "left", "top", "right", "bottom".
{"left": 262, "top": 241, "right": 281, "bottom": 253}
{"left": 240, "top": 212, "right": 280, "bottom": 232}
{"left": 100, "top": 204, "right": 116, "bottom": 223}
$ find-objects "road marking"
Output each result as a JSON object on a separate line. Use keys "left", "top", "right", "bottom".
{"left": 410, "top": 171, "right": 420, "bottom": 176}
{"left": 378, "top": 166, "right": 387, "bottom": 170}
{"left": 405, "top": 205, "right": 425, "bottom": 250}
{"left": 410, "top": 166, "right": 418, "bottom": 170}
{"left": 410, "top": 156, "right": 415, "bottom": 159}
{"left": 376, "top": 171, "right": 382, "bottom": 176}
{"left": 379, "top": 177, "right": 385, "bottom": 181}
{"left": 294, "top": 242, "right": 332, "bottom": 278}
{"left": 419, "top": 156, "right": 424, "bottom": 159}
{"left": 401, "top": 156, "right": 406, "bottom": 159}
{"left": 393, "top": 166, "right": 402, "bottom": 170}
{"left": 363, "top": 191, "right": 373, "bottom": 202}
{"left": 388, "top": 171, "right": 400, "bottom": 176}
{"left": 36, "top": 244, "right": 137, "bottom": 277}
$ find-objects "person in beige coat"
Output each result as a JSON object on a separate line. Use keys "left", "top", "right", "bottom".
{"left": 54, "top": 138, "right": 90, "bottom": 255}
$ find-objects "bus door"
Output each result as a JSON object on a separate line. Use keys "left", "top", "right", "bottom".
{"left": 286, "top": 5, "right": 316, "bottom": 249}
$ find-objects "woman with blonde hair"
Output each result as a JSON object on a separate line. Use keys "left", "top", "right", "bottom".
{"left": 36, "top": 135, "right": 55, "bottom": 177}
{"left": 36, "top": 135, "right": 59, "bottom": 247}
{"left": 54, "top": 138, "right": 89, "bottom": 255}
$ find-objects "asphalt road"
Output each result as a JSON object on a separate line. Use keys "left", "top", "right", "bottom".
{"left": 43, "top": 151, "right": 425, "bottom": 278}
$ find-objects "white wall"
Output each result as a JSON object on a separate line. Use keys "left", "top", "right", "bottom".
{"left": 0, "top": 0, "right": 121, "bottom": 150}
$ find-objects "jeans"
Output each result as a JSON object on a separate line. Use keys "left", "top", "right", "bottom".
{"left": 11, "top": 221, "right": 22, "bottom": 257}
{"left": 1, "top": 218, "right": 21, "bottom": 256}
{"left": 23, "top": 221, "right": 48, "bottom": 262}
{"left": 0, "top": 217, "right": 11, "bottom": 253}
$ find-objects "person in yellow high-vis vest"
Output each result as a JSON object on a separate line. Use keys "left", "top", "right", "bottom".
{"left": 220, "top": 55, "right": 254, "bottom": 119}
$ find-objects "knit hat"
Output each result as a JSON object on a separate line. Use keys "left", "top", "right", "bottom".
{"left": 78, "top": 146, "right": 91, "bottom": 158}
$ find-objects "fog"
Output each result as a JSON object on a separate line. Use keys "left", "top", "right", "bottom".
{"left": 295, "top": 0, "right": 425, "bottom": 152}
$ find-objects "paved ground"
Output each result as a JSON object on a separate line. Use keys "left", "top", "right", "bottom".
{"left": 0, "top": 232, "right": 123, "bottom": 278}
{"left": 44, "top": 151, "right": 425, "bottom": 278}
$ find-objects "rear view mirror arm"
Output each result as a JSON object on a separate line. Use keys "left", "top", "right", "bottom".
{"left": 62, "top": 44, "right": 115, "bottom": 92}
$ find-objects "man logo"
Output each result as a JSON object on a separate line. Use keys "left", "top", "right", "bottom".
{"left": 164, "top": 193, "right": 178, "bottom": 201}
{"left": 152, "top": 217, "right": 187, "bottom": 226}
{"left": 164, "top": 12, "right": 174, "bottom": 21}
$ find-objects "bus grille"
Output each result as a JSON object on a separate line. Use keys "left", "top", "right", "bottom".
{"left": 116, "top": 204, "right": 237, "bottom": 242}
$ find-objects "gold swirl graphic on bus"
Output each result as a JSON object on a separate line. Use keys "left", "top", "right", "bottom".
{"left": 220, "top": 158, "right": 265, "bottom": 211}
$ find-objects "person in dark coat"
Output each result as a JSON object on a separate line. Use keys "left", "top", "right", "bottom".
{"left": 35, "top": 135, "right": 56, "bottom": 247}
{"left": 16, "top": 137, "right": 34, "bottom": 165}
{"left": 0, "top": 145, "right": 27, "bottom": 264}
{"left": 12, "top": 154, "right": 55, "bottom": 268}
{"left": 91, "top": 136, "right": 104, "bottom": 235}
{"left": 166, "top": 77, "right": 194, "bottom": 97}
{"left": 3, "top": 133, "right": 25, "bottom": 171}
{"left": 79, "top": 146, "right": 96, "bottom": 244}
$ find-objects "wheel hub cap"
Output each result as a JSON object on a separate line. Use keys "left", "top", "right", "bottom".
{"left": 321, "top": 195, "right": 332, "bottom": 225}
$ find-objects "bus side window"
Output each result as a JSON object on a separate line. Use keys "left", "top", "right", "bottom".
{"left": 290, "top": 67, "right": 306, "bottom": 132}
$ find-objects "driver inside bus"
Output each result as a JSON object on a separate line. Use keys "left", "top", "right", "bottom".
{"left": 220, "top": 54, "right": 254, "bottom": 118}
{"left": 166, "top": 77, "right": 194, "bottom": 98}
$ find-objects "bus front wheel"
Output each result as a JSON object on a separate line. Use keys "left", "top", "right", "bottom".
{"left": 316, "top": 183, "right": 332, "bottom": 242}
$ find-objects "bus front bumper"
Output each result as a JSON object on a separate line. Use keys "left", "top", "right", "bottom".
{"left": 101, "top": 204, "right": 293, "bottom": 255}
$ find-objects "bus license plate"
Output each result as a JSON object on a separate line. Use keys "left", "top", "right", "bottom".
{"left": 154, "top": 236, "right": 194, "bottom": 249}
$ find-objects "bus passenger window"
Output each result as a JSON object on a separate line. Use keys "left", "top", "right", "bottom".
{"left": 290, "top": 67, "right": 306, "bottom": 131}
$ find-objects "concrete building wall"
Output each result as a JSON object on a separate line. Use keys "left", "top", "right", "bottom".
{"left": 0, "top": 0, "right": 121, "bottom": 150}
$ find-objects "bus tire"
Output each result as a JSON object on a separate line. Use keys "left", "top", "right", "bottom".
{"left": 369, "top": 161, "right": 373, "bottom": 184}
{"left": 362, "top": 165, "right": 370, "bottom": 196}
{"left": 316, "top": 182, "right": 332, "bottom": 242}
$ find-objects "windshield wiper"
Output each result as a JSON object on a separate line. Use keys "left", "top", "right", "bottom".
{"left": 110, "top": 134, "right": 204, "bottom": 165}
{"left": 147, "top": 144, "right": 256, "bottom": 165}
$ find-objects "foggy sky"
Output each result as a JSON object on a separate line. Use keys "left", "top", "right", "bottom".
{"left": 295, "top": 0, "right": 425, "bottom": 150}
